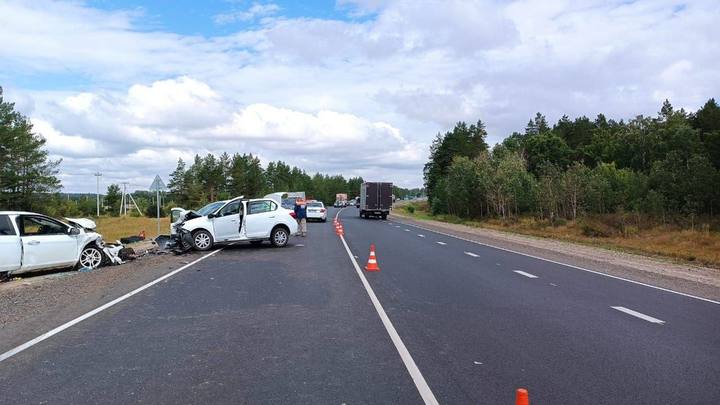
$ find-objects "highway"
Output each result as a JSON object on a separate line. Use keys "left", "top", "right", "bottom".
{"left": 0, "top": 206, "right": 718, "bottom": 404}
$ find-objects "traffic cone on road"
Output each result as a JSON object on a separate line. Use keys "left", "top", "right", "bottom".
{"left": 515, "top": 388, "right": 529, "bottom": 405}
{"left": 365, "top": 244, "right": 380, "bottom": 272}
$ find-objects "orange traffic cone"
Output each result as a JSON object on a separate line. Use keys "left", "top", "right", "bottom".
{"left": 515, "top": 388, "right": 529, "bottom": 405}
{"left": 365, "top": 244, "right": 380, "bottom": 272}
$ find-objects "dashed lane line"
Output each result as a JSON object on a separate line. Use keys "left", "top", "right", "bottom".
{"left": 464, "top": 251, "right": 479, "bottom": 258}
{"left": 390, "top": 218, "right": 720, "bottom": 305}
{"left": 436, "top": 242, "right": 447, "bottom": 245}
{"left": 514, "top": 270, "right": 538, "bottom": 279}
{"left": 611, "top": 306, "right": 665, "bottom": 324}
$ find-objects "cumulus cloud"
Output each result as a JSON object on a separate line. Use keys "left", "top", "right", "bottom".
{"left": 2, "top": 0, "right": 719, "bottom": 191}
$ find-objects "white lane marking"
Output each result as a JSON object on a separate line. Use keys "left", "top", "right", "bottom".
{"left": 0, "top": 249, "right": 224, "bottom": 363}
{"left": 464, "top": 251, "right": 479, "bottom": 258}
{"left": 611, "top": 306, "right": 665, "bottom": 324}
{"left": 417, "top": 234, "right": 425, "bottom": 238}
{"left": 395, "top": 225, "right": 401, "bottom": 228}
{"left": 550, "top": 283, "right": 559, "bottom": 287}
{"left": 391, "top": 219, "right": 720, "bottom": 305}
{"left": 436, "top": 242, "right": 447, "bottom": 245}
{"left": 338, "top": 236, "right": 438, "bottom": 405}
{"left": 404, "top": 229, "right": 411, "bottom": 232}
{"left": 514, "top": 270, "right": 538, "bottom": 279}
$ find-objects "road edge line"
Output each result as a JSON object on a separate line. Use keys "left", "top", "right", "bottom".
{"left": 392, "top": 217, "right": 720, "bottom": 305}
{"left": 0, "top": 248, "right": 224, "bottom": 363}
{"left": 336, "top": 210, "right": 438, "bottom": 405}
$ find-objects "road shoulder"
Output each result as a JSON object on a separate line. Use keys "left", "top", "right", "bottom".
{"left": 390, "top": 212, "right": 720, "bottom": 301}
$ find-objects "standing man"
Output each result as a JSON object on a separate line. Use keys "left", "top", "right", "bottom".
{"left": 294, "top": 198, "right": 307, "bottom": 237}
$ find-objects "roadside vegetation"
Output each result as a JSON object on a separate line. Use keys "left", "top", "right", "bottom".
{"left": 94, "top": 216, "right": 170, "bottom": 242}
{"left": 398, "top": 201, "right": 720, "bottom": 267}
{"left": 421, "top": 98, "right": 720, "bottom": 267}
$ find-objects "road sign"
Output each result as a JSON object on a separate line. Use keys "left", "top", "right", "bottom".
{"left": 149, "top": 175, "right": 166, "bottom": 191}
{"left": 149, "top": 175, "right": 166, "bottom": 237}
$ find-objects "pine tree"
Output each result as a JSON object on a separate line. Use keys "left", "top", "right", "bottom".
{"left": 0, "top": 87, "right": 61, "bottom": 210}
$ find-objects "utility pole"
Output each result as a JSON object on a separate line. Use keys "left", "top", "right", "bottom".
{"left": 94, "top": 172, "right": 102, "bottom": 217}
{"left": 120, "top": 182, "right": 129, "bottom": 216}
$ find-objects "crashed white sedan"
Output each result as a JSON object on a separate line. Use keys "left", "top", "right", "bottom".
{"left": 0, "top": 211, "right": 117, "bottom": 276}
{"left": 171, "top": 196, "right": 299, "bottom": 250}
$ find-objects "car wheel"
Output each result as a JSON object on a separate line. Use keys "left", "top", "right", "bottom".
{"left": 192, "top": 230, "right": 214, "bottom": 251}
{"left": 250, "top": 240, "right": 263, "bottom": 246}
{"left": 79, "top": 245, "right": 104, "bottom": 269}
{"left": 381, "top": 214, "right": 387, "bottom": 220}
{"left": 270, "top": 227, "right": 289, "bottom": 247}
{"left": 322, "top": 218, "right": 327, "bottom": 222}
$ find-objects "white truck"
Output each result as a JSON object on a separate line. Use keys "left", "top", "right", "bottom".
{"left": 0, "top": 211, "right": 109, "bottom": 276}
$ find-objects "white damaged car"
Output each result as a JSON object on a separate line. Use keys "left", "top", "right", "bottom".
{"left": 0, "top": 211, "right": 110, "bottom": 276}
{"left": 172, "top": 196, "right": 299, "bottom": 250}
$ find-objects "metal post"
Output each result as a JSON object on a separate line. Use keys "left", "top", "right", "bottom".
{"left": 156, "top": 189, "right": 160, "bottom": 236}
{"left": 94, "top": 172, "right": 102, "bottom": 216}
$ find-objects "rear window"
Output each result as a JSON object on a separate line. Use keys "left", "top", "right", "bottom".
{"left": 308, "top": 202, "right": 323, "bottom": 207}
{"left": 0, "top": 215, "right": 16, "bottom": 236}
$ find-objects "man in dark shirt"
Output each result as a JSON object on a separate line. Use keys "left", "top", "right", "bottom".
{"left": 293, "top": 199, "right": 307, "bottom": 237}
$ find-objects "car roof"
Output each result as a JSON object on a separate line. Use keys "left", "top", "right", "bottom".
{"left": 0, "top": 211, "right": 41, "bottom": 216}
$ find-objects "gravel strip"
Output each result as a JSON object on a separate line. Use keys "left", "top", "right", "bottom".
{"left": 390, "top": 212, "right": 720, "bottom": 301}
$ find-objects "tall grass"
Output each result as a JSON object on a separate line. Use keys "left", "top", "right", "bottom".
{"left": 94, "top": 216, "right": 170, "bottom": 242}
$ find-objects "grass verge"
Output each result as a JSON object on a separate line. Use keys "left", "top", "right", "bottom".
{"left": 94, "top": 216, "right": 170, "bottom": 242}
{"left": 395, "top": 201, "right": 720, "bottom": 268}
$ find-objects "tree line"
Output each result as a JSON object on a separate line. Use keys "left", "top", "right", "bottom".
{"left": 165, "top": 154, "right": 367, "bottom": 208}
{"left": 424, "top": 99, "right": 720, "bottom": 226}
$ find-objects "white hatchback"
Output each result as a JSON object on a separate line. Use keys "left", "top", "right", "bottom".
{"left": 306, "top": 201, "right": 327, "bottom": 222}
{"left": 0, "top": 211, "right": 107, "bottom": 276}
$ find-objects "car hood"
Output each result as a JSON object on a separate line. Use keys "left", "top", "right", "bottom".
{"left": 66, "top": 217, "right": 97, "bottom": 231}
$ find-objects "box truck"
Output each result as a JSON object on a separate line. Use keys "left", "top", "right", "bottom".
{"left": 359, "top": 182, "right": 393, "bottom": 219}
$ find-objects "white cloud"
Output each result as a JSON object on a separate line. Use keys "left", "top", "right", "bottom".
{"left": 2, "top": 0, "right": 719, "bottom": 192}
{"left": 214, "top": 3, "right": 281, "bottom": 24}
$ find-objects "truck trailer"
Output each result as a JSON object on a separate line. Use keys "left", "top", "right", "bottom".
{"left": 359, "top": 182, "right": 393, "bottom": 219}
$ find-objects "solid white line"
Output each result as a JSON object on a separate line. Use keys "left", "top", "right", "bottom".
{"left": 436, "top": 242, "right": 447, "bottom": 245}
{"left": 0, "top": 248, "right": 224, "bottom": 363}
{"left": 338, "top": 235, "right": 438, "bottom": 405}
{"left": 611, "top": 306, "right": 665, "bottom": 324}
{"left": 464, "top": 251, "right": 479, "bottom": 258}
{"left": 514, "top": 270, "right": 538, "bottom": 279}
{"left": 392, "top": 219, "right": 720, "bottom": 305}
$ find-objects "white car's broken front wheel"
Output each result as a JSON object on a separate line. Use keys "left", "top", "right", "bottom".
{"left": 79, "top": 246, "right": 103, "bottom": 269}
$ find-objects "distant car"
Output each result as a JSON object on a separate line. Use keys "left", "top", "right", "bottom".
{"left": 306, "top": 201, "right": 327, "bottom": 222}
{"left": 0, "top": 211, "right": 108, "bottom": 276}
{"left": 173, "top": 196, "right": 299, "bottom": 250}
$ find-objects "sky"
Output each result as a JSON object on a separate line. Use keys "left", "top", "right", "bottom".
{"left": 1, "top": 0, "right": 718, "bottom": 193}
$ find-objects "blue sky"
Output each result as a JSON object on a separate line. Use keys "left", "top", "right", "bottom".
{"left": 1, "top": 0, "right": 718, "bottom": 193}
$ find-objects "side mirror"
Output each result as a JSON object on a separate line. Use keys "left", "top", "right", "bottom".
{"left": 68, "top": 227, "right": 80, "bottom": 235}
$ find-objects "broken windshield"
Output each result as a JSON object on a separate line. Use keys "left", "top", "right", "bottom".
{"left": 197, "top": 201, "right": 226, "bottom": 216}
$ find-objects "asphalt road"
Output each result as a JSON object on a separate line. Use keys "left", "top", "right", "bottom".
{"left": 0, "top": 206, "right": 718, "bottom": 404}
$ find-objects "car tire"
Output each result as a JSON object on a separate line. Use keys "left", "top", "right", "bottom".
{"left": 270, "top": 226, "right": 289, "bottom": 247}
{"left": 79, "top": 245, "right": 104, "bottom": 269}
{"left": 381, "top": 214, "right": 387, "bottom": 220}
{"left": 322, "top": 218, "right": 327, "bottom": 222}
{"left": 192, "top": 230, "right": 214, "bottom": 251}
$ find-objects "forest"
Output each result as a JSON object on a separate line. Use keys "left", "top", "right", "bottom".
{"left": 423, "top": 98, "right": 720, "bottom": 233}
